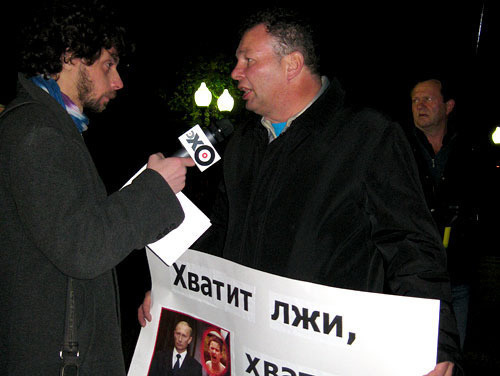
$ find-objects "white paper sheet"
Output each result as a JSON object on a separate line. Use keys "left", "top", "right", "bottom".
{"left": 122, "top": 164, "right": 211, "bottom": 265}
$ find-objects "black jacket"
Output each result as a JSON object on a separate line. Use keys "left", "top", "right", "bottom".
{"left": 197, "top": 78, "right": 462, "bottom": 366}
{"left": 410, "top": 126, "right": 483, "bottom": 285}
{"left": 0, "top": 74, "right": 184, "bottom": 375}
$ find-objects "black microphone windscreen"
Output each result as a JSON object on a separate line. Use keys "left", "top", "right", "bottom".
{"left": 210, "top": 119, "right": 234, "bottom": 143}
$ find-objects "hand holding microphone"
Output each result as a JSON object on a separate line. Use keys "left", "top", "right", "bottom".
{"left": 147, "top": 119, "right": 234, "bottom": 193}
{"left": 171, "top": 119, "right": 234, "bottom": 158}
{"left": 147, "top": 154, "right": 195, "bottom": 194}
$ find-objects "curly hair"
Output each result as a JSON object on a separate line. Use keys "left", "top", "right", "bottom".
{"left": 18, "top": 0, "right": 128, "bottom": 78}
{"left": 240, "top": 8, "right": 320, "bottom": 76}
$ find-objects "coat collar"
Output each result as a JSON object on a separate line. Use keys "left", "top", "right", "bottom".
{"left": 14, "top": 73, "right": 84, "bottom": 141}
{"left": 259, "top": 76, "right": 346, "bottom": 141}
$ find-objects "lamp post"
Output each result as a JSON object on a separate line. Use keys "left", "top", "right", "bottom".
{"left": 217, "top": 89, "right": 234, "bottom": 112}
{"left": 194, "top": 82, "right": 212, "bottom": 127}
{"left": 194, "top": 82, "right": 233, "bottom": 126}
{"left": 492, "top": 126, "right": 500, "bottom": 145}
{"left": 194, "top": 82, "right": 212, "bottom": 107}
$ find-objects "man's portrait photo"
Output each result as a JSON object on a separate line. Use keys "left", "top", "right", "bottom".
{"left": 148, "top": 312, "right": 202, "bottom": 376}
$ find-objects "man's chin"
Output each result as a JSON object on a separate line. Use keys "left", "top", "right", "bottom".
{"left": 415, "top": 121, "right": 432, "bottom": 129}
{"left": 84, "top": 95, "right": 114, "bottom": 113}
{"left": 84, "top": 106, "right": 105, "bottom": 114}
{"left": 84, "top": 102, "right": 107, "bottom": 113}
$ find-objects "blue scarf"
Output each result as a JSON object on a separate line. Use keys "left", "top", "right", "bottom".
{"left": 30, "top": 75, "right": 89, "bottom": 133}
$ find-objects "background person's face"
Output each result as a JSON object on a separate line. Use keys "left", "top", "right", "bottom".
{"left": 411, "top": 81, "right": 449, "bottom": 131}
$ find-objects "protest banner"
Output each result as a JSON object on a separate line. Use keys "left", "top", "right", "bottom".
{"left": 128, "top": 249, "right": 440, "bottom": 376}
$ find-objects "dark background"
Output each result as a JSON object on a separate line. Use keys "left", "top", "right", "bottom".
{"left": 2, "top": 0, "right": 499, "bottom": 373}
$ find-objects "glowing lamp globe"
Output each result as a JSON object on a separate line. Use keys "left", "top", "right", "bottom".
{"left": 217, "top": 89, "right": 234, "bottom": 112}
{"left": 194, "top": 82, "right": 212, "bottom": 107}
{"left": 492, "top": 126, "right": 500, "bottom": 145}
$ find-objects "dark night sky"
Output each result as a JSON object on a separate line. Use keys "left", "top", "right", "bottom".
{"left": 3, "top": 1, "right": 499, "bottom": 117}
{"left": 121, "top": 0, "right": 498, "bottom": 122}
{"left": 124, "top": 1, "right": 498, "bottom": 179}
{"left": 2, "top": 0, "right": 500, "bottom": 184}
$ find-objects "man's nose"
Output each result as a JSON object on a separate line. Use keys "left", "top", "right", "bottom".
{"left": 231, "top": 64, "right": 244, "bottom": 81}
{"left": 417, "top": 102, "right": 428, "bottom": 111}
{"left": 112, "top": 70, "right": 124, "bottom": 91}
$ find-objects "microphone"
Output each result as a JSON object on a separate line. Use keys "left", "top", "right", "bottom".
{"left": 172, "top": 119, "right": 234, "bottom": 157}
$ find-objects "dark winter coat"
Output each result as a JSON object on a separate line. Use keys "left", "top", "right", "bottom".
{"left": 197, "top": 78, "right": 462, "bottom": 366}
{"left": 0, "top": 74, "right": 184, "bottom": 375}
{"left": 410, "top": 126, "right": 483, "bottom": 285}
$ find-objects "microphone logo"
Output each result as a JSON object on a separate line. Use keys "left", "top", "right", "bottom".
{"left": 178, "top": 124, "right": 221, "bottom": 171}
{"left": 194, "top": 145, "right": 216, "bottom": 166}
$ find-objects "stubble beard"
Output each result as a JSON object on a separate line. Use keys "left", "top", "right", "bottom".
{"left": 77, "top": 65, "right": 106, "bottom": 113}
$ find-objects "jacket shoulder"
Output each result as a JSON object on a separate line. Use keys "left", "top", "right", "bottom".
{"left": 0, "top": 101, "right": 65, "bottom": 142}
{"left": 350, "top": 106, "right": 398, "bottom": 130}
{"left": 1, "top": 98, "right": 59, "bottom": 123}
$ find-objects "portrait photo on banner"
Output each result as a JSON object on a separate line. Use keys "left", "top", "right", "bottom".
{"left": 148, "top": 308, "right": 231, "bottom": 376}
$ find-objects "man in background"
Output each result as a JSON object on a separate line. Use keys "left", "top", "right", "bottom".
{"left": 410, "top": 78, "right": 482, "bottom": 350}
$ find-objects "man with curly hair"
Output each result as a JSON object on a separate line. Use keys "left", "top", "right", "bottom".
{"left": 0, "top": 1, "right": 194, "bottom": 375}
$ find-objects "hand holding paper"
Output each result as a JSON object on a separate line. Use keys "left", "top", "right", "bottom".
{"left": 122, "top": 162, "right": 211, "bottom": 266}
{"left": 146, "top": 191, "right": 211, "bottom": 265}
{"left": 138, "top": 290, "right": 152, "bottom": 327}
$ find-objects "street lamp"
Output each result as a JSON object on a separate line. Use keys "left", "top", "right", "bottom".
{"left": 194, "top": 82, "right": 234, "bottom": 126}
{"left": 194, "top": 82, "right": 213, "bottom": 127}
{"left": 194, "top": 82, "right": 212, "bottom": 107}
{"left": 217, "top": 89, "right": 234, "bottom": 112}
{"left": 492, "top": 126, "right": 500, "bottom": 145}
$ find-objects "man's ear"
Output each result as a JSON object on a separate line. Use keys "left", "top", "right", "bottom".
{"left": 445, "top": 99, "right": 455, "bottom": 115}
{"left": 56, "top": 51, "right": 81, "bottom": 88}
{"left": 61, "top": 50, "right": 80, "bottom": 71}
{"left": 285, "top": 51, "right": 304, "bottom": 80}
